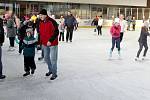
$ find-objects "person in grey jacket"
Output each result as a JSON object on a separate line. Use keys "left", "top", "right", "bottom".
{"left": 64, "top": 11, "right": 76, "bottom": 42}
{"left": 0, "top": 18, "right": 6, "bottom": 79}
{"left": 6, "top": 12, "right": 16, "bottom": 51}
{"left": 135, "top": 22, "right": 150, "bottom": 61}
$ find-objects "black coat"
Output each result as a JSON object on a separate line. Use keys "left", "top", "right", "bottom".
{"left": 0, "top": 18, "right": 4, "bottom": 46}
{"left": 138, "top": 27, "right": 150, "bottom": 43}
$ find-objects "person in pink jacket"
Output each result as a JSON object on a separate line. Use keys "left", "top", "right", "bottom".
{"left": 109, "top": 18, "right": 121, "bottom": 59}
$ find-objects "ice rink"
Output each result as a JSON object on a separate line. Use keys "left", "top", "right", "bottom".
{"left": 0, "top": 27, "right": 150, "bottom": 100}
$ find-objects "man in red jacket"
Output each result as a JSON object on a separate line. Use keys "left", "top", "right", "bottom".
{"left": 39, "top": 9, "right": 59, "bottom": 80}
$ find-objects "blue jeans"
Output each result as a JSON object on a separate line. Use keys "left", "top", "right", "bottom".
{"left": 111, "top": 37, "right": 120, "bottom": 51}
{"left": 43, "top": 45, "right": 58, "bottom": 75}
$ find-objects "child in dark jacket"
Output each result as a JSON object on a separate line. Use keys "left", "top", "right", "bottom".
{"left": 22, "top": 27, "right": 37, "bottom": 77}
{"left": 135, "top": 22, "right": 150, "bottom": 61}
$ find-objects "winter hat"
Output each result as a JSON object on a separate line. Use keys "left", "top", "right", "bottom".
{"left": 114, "top": 18, "right": 120, "bottom": 23}
{"left": 143, "top": 21, "right": 149, "bottom": 28}
{"left": 39, "top": 9, "right": 47, "bottom": 15}
{"left": 26, "top": 28, "right": 33, "bottom": 34}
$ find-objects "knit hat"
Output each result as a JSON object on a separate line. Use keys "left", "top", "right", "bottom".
{"left": 39, "top": 9, "right": 47, "bottom": 15}
{"left": 114, "top": 18, "right": 120, "bottom": 23}
{"left": 26, "top": 28, "right": 33, "bottom": 34}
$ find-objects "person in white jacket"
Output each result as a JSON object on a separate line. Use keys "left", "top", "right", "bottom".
{"left": 97, "top": 16, "right": 103, "bottom": 35}
{"left": 119, "top": 14, "right": 126, "bottom": 42}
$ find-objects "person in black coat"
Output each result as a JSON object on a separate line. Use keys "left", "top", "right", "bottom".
{"left": 135, "top": 22, "right": 150, "bottom": 61}
{"left": 64, "top": 11, "right": 76, "bottom": 42}
{"left": 0, "top": 18, "right": 6, "bottom": 79}
{"left": 17, "top": 16, "right": 27, "bottom": 54}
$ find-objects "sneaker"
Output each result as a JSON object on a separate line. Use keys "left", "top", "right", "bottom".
{"left": 31, "top": 69, "right": 35, "bottom": 74}
{"left": 50, "top": 75, "right": 58, "bottom": 80}
{"left": 45, "top": 72, "right": 52, "bottom": 76}
{"left": 135, "top": 57, "right": 140, "bottom": 61}
{"left": 0, "top": 75, "right": 6, "bottom": 79}
{"left": 23, "top": 72, "right": 30, "bottom": 77}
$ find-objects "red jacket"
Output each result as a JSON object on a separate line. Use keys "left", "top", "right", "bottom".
{"left": 110, "top": 24, "right": 121, "bottom": 38}
{"left": 39, "top": 17, "right": 59, "bottom": 46}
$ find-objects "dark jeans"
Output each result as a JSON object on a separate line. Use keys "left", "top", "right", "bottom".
{"left": 19, "top": 40, "right": 23, "bottom": 54}
{"left": 97, "top": 26, "right": 102, "bottom": 35}
{"left": 59, "top": 32, "right": 64, "bottom": 41}
{"left": 24, "top": 56, "right": 36, "bottom": 72}
{"left": 41, "top": 48, "right": 44, "bottom": 58}
{"left": 111, "top": 37, "right": 120, "bottom": 51}
{"left": 66, "top": 26, "right": 74, "bottom": 42}
{"left": 9, "top": 37, "right": 15, "bottom": 47}
{"left": 0, "top": 46, "right": 3, "bottom": 76}
{"left": 136, "top": 42, "right": 148, "bottom": 58}
{"left": 120, "top": 32, "right": 124, "bottom": 43}
{"left": 133, "top": 24, "right": 135, "bottom": 31}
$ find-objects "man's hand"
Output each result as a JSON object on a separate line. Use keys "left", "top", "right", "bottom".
{"left": 47, "top": 41, "right": 51, "bottom": 46}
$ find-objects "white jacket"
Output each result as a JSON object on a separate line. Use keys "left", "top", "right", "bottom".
{"left": 98, "top": 19, "right": 103, "bottom": 26}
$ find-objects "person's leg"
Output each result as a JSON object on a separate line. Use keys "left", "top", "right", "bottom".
{"left": 69, "top": 27, "right": 74, "bottom": 42}
{"left": 110, "top": 37, "right": 116, "bottom": 57}
{"left": 29, "top": 56, "right": 36, "bottom": 74}
{"left": 9, "top": 37, "right": 15, "bottom": 47}
{"left": 111, "top": 37, "right": 116, "bottom": 51}
{"left": 116, "top": 38, "right": 120, "bottom": 51}
{"left": 62, "top": 32, "right": 64, "bottom": 41}
{"left": 97, "top": 26, "right": 100, "bottom": 35}
{"left": 41, "top": 48, "right": 44, "bottom": 58}
{"left": 66, "top": 27, "right": 70, "bottom": 42}
{"left": 120, "top": 32, "right": 124, "bottom": 43}
{"left": 100, "top": 26, "right": 102, "bottom": 35}
{"left": 59, "top": 32, "right": 62, "bottom": 41}
{"left": 136, "top": 43, "right": 143, "bottom": 58}
{"left": 133, "top": 24, "right": 135, "bottom": 31}
{"left": 43, "top": 45, "right": 53, "bottom": 74}
{"left": 116, "top": 38, "right": 121, "bottom": 57}
{"left": 50, "top": 46, "right": 58, "bottom": 80}
{"left": 19, "top": 40, "right": 23, "bottom": 54}
{"left": 23, "top": 56, "right": 30, "bottom": 76}
{"left": 9, "top": 37, "right": 12, "bottom": 47}
{"left": 143, "top": 43, "right": 148, "bottom": 57}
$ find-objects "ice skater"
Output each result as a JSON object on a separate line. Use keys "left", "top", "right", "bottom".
{"left": 22, "top": 22, "right": 37, "bottom": 77}
{"left": 135, "top": 22, "right": 150, "bottom": 61}
{"left": 109, "top": 18, "right": 121, "bottom": 59}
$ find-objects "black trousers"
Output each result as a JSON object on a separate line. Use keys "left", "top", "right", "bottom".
{"left": 136, "top": 42, "right": 148, "bottom": 58}
{"left": 59, "top": 32, "right": 64, "bottom": 41}
{"left": 120, "top": 32, "right": 124, "bottom": 43}
{"left": 0, "top": 46, "right": 3, "bottom": 76}
{"left": 9, "top": 37, "right": 15, "bottom": 47}
{"left": 66, "top": 26, "right": 74, "bottom": 42}
{"left": 24, "top": 56, "right": 36, "bottom": 72}
{"left": 133, "top": 24, "right": 135, "bottom": 30}
{"left": 97, "top": 26, "right": 102, "bottom": 35}
{"left": 19, "top": 40, "right": 23, "bottom": 54}
{"left": 41, "top": 47, "right": 44, "bottom": 58}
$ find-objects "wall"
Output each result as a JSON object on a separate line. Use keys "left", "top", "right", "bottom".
{"left": 17, "top": 0, "right": 147, "bottom": 7}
